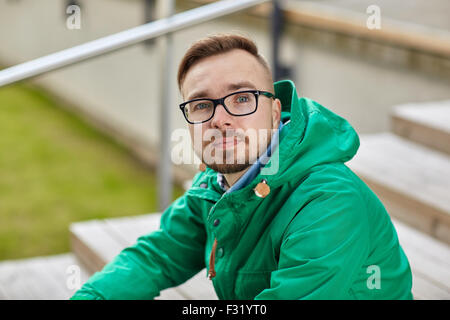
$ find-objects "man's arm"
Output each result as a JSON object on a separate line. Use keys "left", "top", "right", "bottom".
{"left": 71, "top": 194, "right": 206, "bottom": 300}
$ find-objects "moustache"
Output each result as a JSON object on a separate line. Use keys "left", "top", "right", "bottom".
{"left": 203, "top": 129, "right": 247, "bottom": 147}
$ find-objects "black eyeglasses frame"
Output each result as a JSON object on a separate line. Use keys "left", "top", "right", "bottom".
{"left": 179, "top": 90, "right": 275, "bottom": 124}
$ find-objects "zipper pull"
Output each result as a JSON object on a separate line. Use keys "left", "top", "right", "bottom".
{"left": 208, "top": 238, "right": 218, "bottom": 280}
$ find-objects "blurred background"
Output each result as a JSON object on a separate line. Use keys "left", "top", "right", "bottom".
{"left": 0, "top": 0, "right": 449, "bottom": 299}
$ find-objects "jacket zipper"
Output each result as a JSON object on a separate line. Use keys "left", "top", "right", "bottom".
{"left": 207, "top": 192, "right": 227, "bottom": 280}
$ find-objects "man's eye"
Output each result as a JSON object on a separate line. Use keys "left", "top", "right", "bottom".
{"left": 193, "top": 103, "right": 211, "bottom": 111}
{"left": 236, "top": 95, "right": 249, "bottom": 103}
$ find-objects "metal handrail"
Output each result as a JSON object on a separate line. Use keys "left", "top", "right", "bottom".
{"left": 0, "top": 0, "right": 269, "bottom": 86}
{"left": 0, "top": 0, "right": 271, "bottom": 210}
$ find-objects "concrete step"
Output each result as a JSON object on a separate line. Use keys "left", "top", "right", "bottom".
{"left": 69, "top": 213, "right": 218, "bottom": 300}
{"left": 391, "top": 100, "right": 450, "bottom": 155}
{"left": 347, "top": 132, "right": 450, "bottom": 244}
{"left": 0, "top": 253, "right": 91, "bottom": 300}
{"left": 69, "top": 212, "right": 450, "bottom": 299}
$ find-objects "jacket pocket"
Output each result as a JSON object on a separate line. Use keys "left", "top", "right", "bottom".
{"left": 234, "top": 270, "right": 272, "bottom": 300}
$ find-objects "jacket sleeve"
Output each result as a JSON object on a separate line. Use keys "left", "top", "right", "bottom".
{"left": 255, "top": 180, "right": 371, "bottom": 300}
{"left": 70, "top": 194, "right": 206, "bottom": 300}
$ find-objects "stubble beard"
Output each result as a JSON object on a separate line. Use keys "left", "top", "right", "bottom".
{"left": 196, "top": 130, "right": 273, "bottom": 174}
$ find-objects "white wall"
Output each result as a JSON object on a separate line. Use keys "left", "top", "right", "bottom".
{"left": 1, "top": 0, "right": 449, "bottom": 178}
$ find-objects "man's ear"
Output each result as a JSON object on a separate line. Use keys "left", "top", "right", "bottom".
{"left": 272, "top": 98, "right": 282, "bottom": 128}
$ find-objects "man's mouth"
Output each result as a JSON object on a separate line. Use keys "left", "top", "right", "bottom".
{"left": 212, "top": 136, "right": 242, "bottom": 150}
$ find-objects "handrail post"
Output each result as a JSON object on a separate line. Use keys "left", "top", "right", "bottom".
{"left": 158, "top": 0, "right": 175, "bottom": 211}
{"left": 271, "top": 0, "right": 292, "bottom": 81}
{"left": 0, "top": 0, "right": 271, "bottom": 211}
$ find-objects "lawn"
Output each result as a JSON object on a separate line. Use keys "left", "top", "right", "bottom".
{"left": 0, "top": 83, "right": 184, "bottom": 261}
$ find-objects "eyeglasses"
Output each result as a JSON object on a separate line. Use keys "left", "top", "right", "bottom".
{"left": 179, "top": 90, "right": 275, "bottom": 124}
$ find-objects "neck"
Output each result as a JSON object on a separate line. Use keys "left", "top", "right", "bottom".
{"left": 223, "top": 167, "right": 250, "bottom": 188}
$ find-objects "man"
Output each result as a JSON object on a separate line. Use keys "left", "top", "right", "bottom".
{"left": 72, "top": 34, "right": 413, "bottom": 300}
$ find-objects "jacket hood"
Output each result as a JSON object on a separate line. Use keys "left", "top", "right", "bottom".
{"left": 261, "top": 79, "right": 360, "bottom": 188}
{"left": 191, "top": 79, "right": 360, "bottom": 197}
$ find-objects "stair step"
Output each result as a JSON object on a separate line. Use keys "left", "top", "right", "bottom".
{"left": 391, "top": 100, "right": 450, "bottom": 154}
{"left": 392, "top": 219, "right": 450, "bottom": 299}
{"left": 0, "top": 254, "right": 91, "bottom": 300}
{"left": 347, "top": 132, "right": 450, "bottom": 244}
{"left": 69, "top": 213, "right": 218, "bottom": 300}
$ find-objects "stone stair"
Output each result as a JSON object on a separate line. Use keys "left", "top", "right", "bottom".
{"left": 347, "top": 100, "right": 450, "bottom": 244}
{"left": 391, "top": 100, "right": 450, "bottom": 155}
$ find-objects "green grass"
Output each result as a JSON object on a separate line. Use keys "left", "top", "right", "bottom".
{"left": 0, "top": 83, "right": 184, "bottom": 261}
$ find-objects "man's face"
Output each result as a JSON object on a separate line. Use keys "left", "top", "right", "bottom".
{"left": 181, "top": 49, "right": 281, "bottom": 174}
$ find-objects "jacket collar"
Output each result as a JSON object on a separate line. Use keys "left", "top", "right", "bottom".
{"left": 216, "top": 121, "right": 285, "bottom": 193}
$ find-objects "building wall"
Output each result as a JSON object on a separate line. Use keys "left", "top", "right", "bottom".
{"left": 1, "top": 0, "right": 449, "bottom": 179}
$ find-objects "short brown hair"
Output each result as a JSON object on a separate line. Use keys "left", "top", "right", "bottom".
{"left": 177, "top": 34, "right": 271, "bottom": 91}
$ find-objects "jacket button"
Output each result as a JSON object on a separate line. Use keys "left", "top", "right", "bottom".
{"left": 217, "top": 247, "right": 224, "bottom": 258}
{"left": 213, "top": 219, "right": 220, "bottom": 227}
{"left": 254, "top": 179, "right": 270, "bottom": 198}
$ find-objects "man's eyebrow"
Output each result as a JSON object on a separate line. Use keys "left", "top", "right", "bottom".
{"left": 226, "top": 81, "right": 257, "bottom": 91}
{"left": 186, "top": 81, "right": 257, "bottom": 101}
{"left": 187, "top": 90, "right": 210, "bottom": 101}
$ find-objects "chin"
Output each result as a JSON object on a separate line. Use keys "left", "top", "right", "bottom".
{"left": 207, "top": 163, "right": 251, "bottom": 174}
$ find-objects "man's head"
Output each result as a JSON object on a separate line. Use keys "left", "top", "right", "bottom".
{"left": 178, "top": 34, "right": 281, "bottom": 175}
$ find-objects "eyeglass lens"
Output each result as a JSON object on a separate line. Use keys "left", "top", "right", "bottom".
{"left": 184, "top": 91, "right": 257, "bottom": 123}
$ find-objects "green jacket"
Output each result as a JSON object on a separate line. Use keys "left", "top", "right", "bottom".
{"left": 72, "top": 80, "right": 413, "bottom": 300}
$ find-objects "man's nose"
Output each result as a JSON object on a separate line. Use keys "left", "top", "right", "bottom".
{"left": 210, "top": 103, "right": 233, "bottom": 128}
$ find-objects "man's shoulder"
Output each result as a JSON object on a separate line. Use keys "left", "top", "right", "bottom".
{"left": 292, "top": 162, "right": 366, "bottom": 197}
{"left": 281, "top": 162, "right": 373, "bottom": 227}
